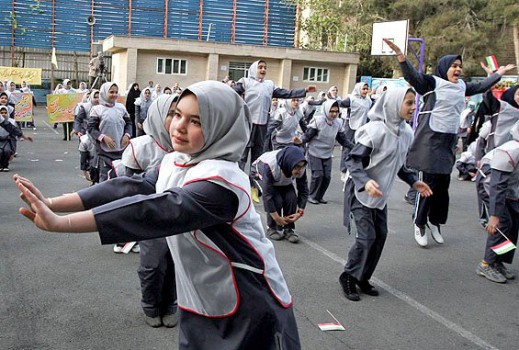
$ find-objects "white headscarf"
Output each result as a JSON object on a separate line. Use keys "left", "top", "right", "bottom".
{"left": 367, "top": 87, "right": 414, "bottom": 136}
{"left": 99, "top": 82, "right": 118, "bottom": 107}
{"left": 247, "top": 60, "right": 265, "bottom": 82}
{"left": 89, "top": 89, "right": 99, "bottom": 105}
{"left": 143, "top": 94, "right": 179, "bottom": 151}
{"left": 322, "top": 99, "right": 339, "bottom": 121}
{"left": 177, "top": 81, "right": 251, "bottom": 165}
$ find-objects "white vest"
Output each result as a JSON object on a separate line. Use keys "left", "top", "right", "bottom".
{"left": 307, "top": 114, "right": 342, "bottom": 158}
{"left": 112, "top": 135, "right": 169, "bottom": 176}
{"left": 156, "top": 154, "right": 292, "bottom": 316}
{"left": 489, "top": 141, "right": 519, "bottom": 200}
{"left": 273, "top": 108, "right": 303, "bottom": 145}
{"left": 92, "top": 103, "right": 128, "bottom": 153}
{"left": 425, "top": 76, "right": 466, "bottom": 134}
{"left": 353, "top": 121, "right": 414, "bottom": 209}
{"left": 238, "top": 77, "right": 275, "bottom": 125}
{"left": 488, "top": 102, "right": 519, "bottom": 150}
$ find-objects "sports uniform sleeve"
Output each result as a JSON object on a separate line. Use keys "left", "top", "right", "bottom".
{"left": 345, "top": 143, "right": 372, "bottom": 192}
{"left": 399, "top": 59, "right": 436, "bottom": 96}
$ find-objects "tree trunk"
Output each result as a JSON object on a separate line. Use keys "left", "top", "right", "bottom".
{"left": 514, "top": 23, "right": 519, "bottom": 75}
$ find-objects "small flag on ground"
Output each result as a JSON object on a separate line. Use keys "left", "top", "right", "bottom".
{"left": 318, "top": 310, "right": 346, "bottom": 332}
{"left": 485, "top": 55, "right": 498, "bottom": 72}
{"left": 491, "top": 239, "right": 516, "bottom": 255}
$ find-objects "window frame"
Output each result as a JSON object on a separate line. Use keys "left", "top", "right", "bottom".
{"left": 156, "top": 57, "right": 188, "bottom": 76}
{"left": 303, "top": 66, "right": 329, "bottom": 83}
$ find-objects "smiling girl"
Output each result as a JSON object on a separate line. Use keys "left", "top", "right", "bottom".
{"left": 383, "top": 39, "right": 516, "bottom": 247}
{"left": 14, "top": 81, "right": 301, "bottom": 349}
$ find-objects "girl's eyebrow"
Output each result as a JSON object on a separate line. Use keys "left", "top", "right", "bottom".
{"left": 175, "top": 107, "right": 200, "bottom": 119}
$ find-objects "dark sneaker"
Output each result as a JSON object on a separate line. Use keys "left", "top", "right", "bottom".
{"left": 318, "top": 199, "right": 328, "bottom": 204}
{"left": 339, "top": 272, "right": 360, "bottom": 301}
{"left": 357, "top": 280, "right": 379, "bottom": 296}
{"left": 495, "top": 262, "right": 515, "bottom": 280}
{"left": 267, "top": 228, "right": 284, "bottom": 241}
{"left": 284, "top": 229, "right": 299, "bottom": 243}
{"left": 476, "top": 262, "right": 506, "bottom": 283}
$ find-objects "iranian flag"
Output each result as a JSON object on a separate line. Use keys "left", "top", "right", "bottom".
{"left": 485, "top": 55, "right": 499, "bottom": 72}
{"left": 491, "top": 239, "right": 516, "bottom": 255}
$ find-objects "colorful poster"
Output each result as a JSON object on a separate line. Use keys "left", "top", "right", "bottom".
{"left": 0, "top": 66, "right": 42, "bottom": 85}
{"left": 13, "top": 93, "right": 34, "bottom": 122}
{"left": 46, "top": 93, "right": 84, "bottom": 123}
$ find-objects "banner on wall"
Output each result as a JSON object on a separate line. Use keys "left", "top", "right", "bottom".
{"left": 46, "top": 93, "right": 85, "bottom": 123}
{"left": 13, "top": 93, "right": 34, "bottom": 122}
{"left": 0, "top": 67, "right": 42, "bottom": 85}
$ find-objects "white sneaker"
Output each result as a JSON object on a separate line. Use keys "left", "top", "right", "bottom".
{"left": 428, "top": 223, "right": 444, "bottom": 244}
{"left": 113, "top": 244, "right": 123, "bottom": 253}
{"left": 414, "top": 225, "right": 428, "bottom": 247}
{"left": 131, "top": 243, "right": 140, "bottom": 253}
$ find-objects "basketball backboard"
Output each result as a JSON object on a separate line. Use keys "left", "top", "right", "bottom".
{"left": 371, "top": 20, "right": 409, "bottom": 56}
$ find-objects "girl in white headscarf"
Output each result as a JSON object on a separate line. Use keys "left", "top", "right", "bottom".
{"left": 134, "top": 87, "right": 153, "bottom": 137}
{"left": 86, "top": 82, "right": 132, "bottom": 182}
{"left": 58, "top": 79, "right": 76, "bottom": 94}
{"left": 265, "top": 97, "right": 306, "bottom": 151}
{"left": 76, "top": 81, "right": 89, "bottom": 94}
{"left": 339, "top": 87, "right": 431, "bottom": 302}
{"left": 151, "top": 84, "right": 162, "bottom": 100}
{"left": 15, "top": 81, "right": 301, "bottom": 349}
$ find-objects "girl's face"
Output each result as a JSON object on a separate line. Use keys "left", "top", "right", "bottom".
{"left": 144, "top": 89, "right": 151, "bottom": 99}
{"left": 0, "top": 82, "right": 4, "bottom": 91}
{"left": 272, "top": 98, "right": 278, "bottom": 107}
{"left": 360, "top": 84, "right": 369, "bottom": 98}
{"left": 170, "top": 93, "right": 204, "bottom": 154}
{"left": 400, "top": 92, "right": 417, "bottom": 121}
{"left": 134, "top": 84, "right": 139, "bottom": 90}
{"left": 107, "top": 85, "right": 119, "bottom": 103}
{"left": 328, "top": 106, "right": 339, "bottom": 120}
{"left": 92, "top": 92, "right": 100, "bottom": 105}
{"left": 330, "top": 87, "right": 338, "bottom": 97}
{"left": 155, "top": 85, "right": 161, "bottom": 92}
{"left": 66, "top": 82, "right": 72, "bottom": 88}
{"left": 22, "top": 81, "right": 27, "bottom": 87}
{"left": 0, "top": 109, "right": 7, "bottom": 117}
{"left": 291, "top": 161, "right": 306, "bottom": 178}
{"left": 514, "top": 89, "right": 519, "bottom": 105}
{"left": 257, "top": 62, "right": 267, "bottom": 80}
{"left": 291, "top": 98, "right": 300, "bottom": 109}
{"left": 164, "top": 89, "right": 172, "bottom": 95}
{"left": 447, "top": 59, "right": 463, "bottom": 83}
{"left": 9, "top": 82, "right": 15, "bottom": 91}
{"left": 0, "top": 95, "right": 8, "bottom": 105}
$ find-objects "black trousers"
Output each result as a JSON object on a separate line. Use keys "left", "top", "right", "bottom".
{"left": 414, "top": 172, "right": 451, "bottom": 227}
{"left": 484, "top": 200, "right": 519, "bottom": 265}
{"left": 308, "top": 154, "right": 332, "bottom": 201}
{"left": 138, "top": 238, "right": 177, "bottom": 317}
{"left": 262, "top": 185, "right": 297, "bottom": 231}
{"left": 344, "top": 196, "right": 388, "bottom": 282}
{"left": 239, "top": 123, "right": 267, "bottom": 186}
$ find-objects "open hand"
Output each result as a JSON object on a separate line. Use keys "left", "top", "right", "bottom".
{"left": 103, "top": 135, "right": 115, "bottom": 148}
{"left": 121, "top": 135, "right": 130, "bottom": 148}
{"left": 413, "top": 181, "right": 433, "bottom": 197}
{"left": 15, "top": 176, "right": 63, "bottom": 231}
{"left": 496, "top": 64, "right": 516, "bottom": 76}
{"left": 13, "top": 174, "right": 51, "bottom": 207}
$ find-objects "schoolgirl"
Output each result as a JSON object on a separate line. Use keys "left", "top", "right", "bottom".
{"left": 112, "top": 95, "right": 179, "bottom": 327}
{"left": 76, "top": 82, "right": 89, "bottom": 94}
{"left": 326, "top": 85, "right": 341, "bottom": 101}
{"left": 294, "top": 99, "right": 352, "bottom": 204}
{"left": 15, "top": 80, "right": 301, "bottom": 349}
{"left": 476, "top": 121, "right": 519, "bottom": 283}
{"left": 86, "top": 82, "right": 132, "bottom": 183}
{"left": 383, "top": 39, "right": 515, "bottom": 247}
{"left": 234, "top": 59, "right": 316, "bottom": 199}
{"left": 151, "top": 84, "right": 162, "bottom": 100}
{"left": 73, "top": 90, "right": 99, "bottom": 137}
{"left": 265, "top": 98, "right": 306, "bottom": 151}
{"left": 253, "top": 145, "right": 308, "bottom": 243}
{"left": 0, "top": 105, "right": 33, "bottom": 171}
{"left": 340, "top": 88, "right": 431, "bottom": 301}
{"left": 135, "top": 87, "right": 153, "bottom": 137}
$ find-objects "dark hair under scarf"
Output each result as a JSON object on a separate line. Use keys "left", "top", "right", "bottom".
{"left": 501, "top": 85, "right": 519, "bottom": 109}
{"left": 434, "top": 55, "right": 462, "bottom": 80}
{"left": 276, "top": 145, "right": 307, "bottom": 177}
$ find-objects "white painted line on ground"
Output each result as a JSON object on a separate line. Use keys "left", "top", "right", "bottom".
{"left": 42, "top": 120, "right": 60, "bottom": 135}
{"left": 302, "top": 237, "right": 499, "bottom": 350}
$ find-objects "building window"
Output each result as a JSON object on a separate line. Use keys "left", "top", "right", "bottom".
{"left": 303, "top": 67, "right": 329, "bottom": 83}
{"left": 157, "top": 58, "right": 187, "bottom": 75}
{"left": 228, "top": 61, "right": 252, "bottom": 81}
